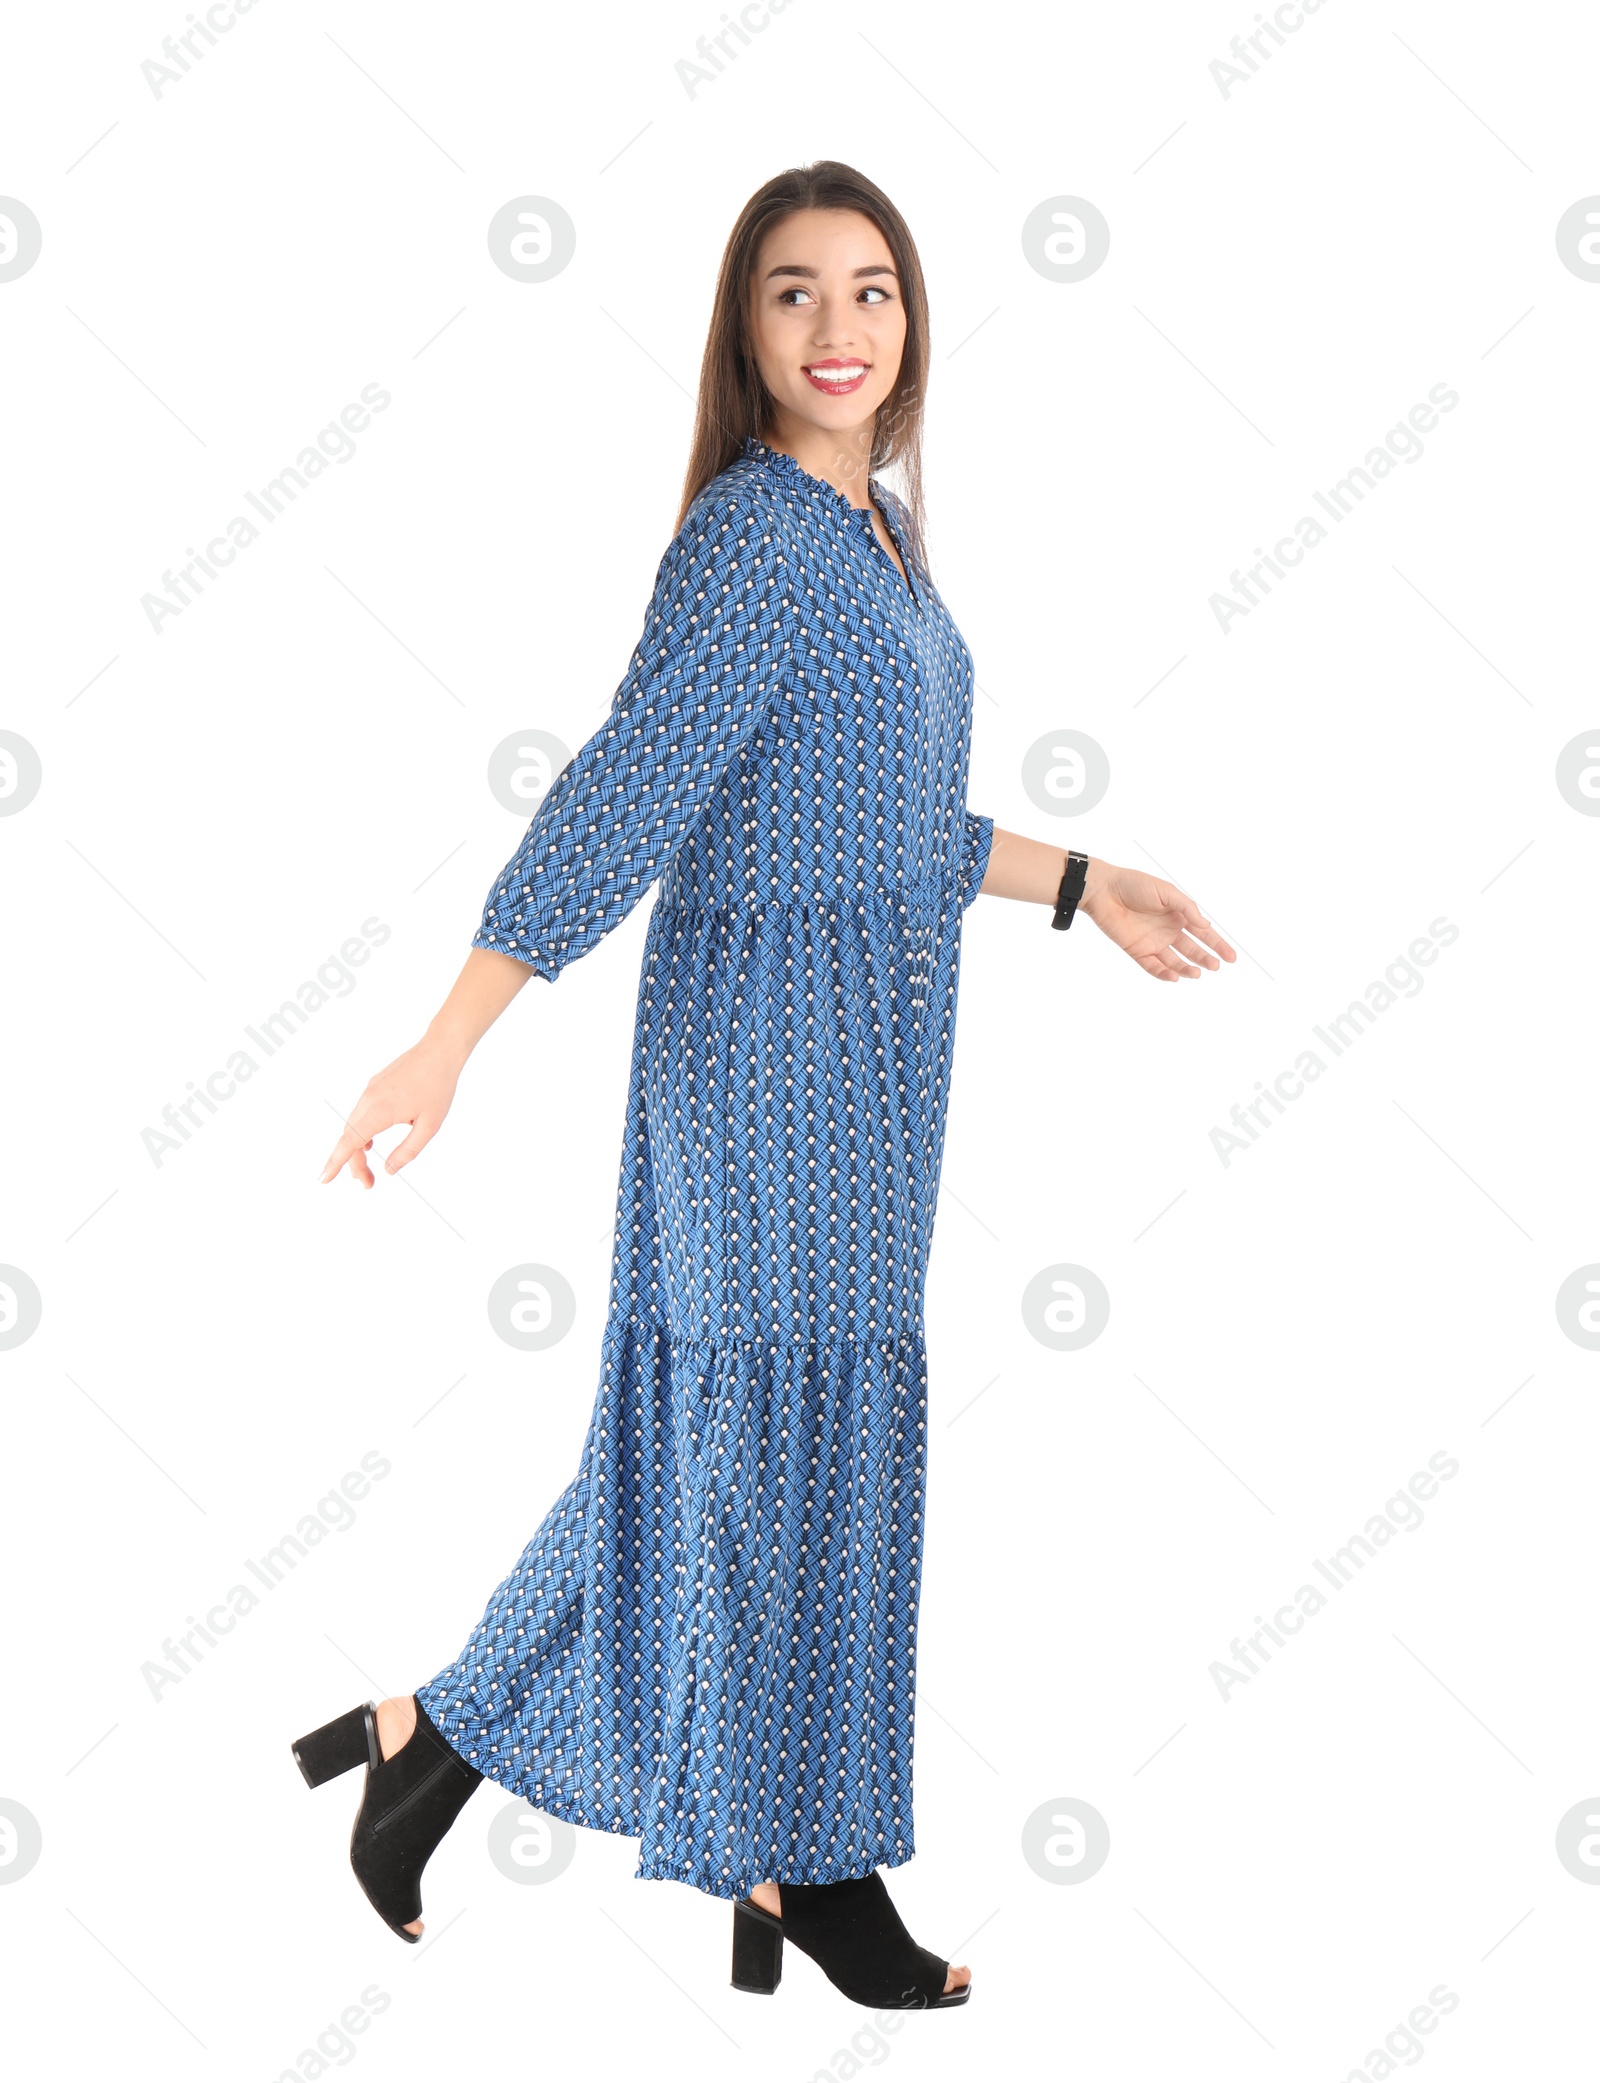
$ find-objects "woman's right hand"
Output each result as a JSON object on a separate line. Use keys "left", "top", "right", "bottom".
{"left": 319, "top": 948, "right": 536, "bottom": 1189}
{"left": 319, "top": 1037, "right": 466, "bottom": 1189}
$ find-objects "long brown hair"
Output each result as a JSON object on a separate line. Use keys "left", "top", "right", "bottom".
{"left": 674, "top": 161, "right": 932, "bottom": 568}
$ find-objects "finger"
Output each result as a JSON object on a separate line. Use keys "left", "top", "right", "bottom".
{"left": 1176, "top": 899, "right": 1237, "bottom": 963}
{"left": 384, "top": 1116, "right": 441, "bottom": 1175}
{"left": 1129, "top": 933, "right": 1189, "bottom": 981}
{"left": 1167, "top": 929, "right": 1219, "bottom": 972}
{"left": 345, "top": 1140, "right": 376, "bottom": 1190}
{"left": 1193, "top": 924, "right": 1237, "bottom": 963}
{"left": 320, "top": 1129, "right": 367, "bottom": 1183}
{"left": 320, "top": 1107, "right": 391, "bottom": 1184}
{"left": 1147, "top": 938, "right": 1199, "bottom": 979}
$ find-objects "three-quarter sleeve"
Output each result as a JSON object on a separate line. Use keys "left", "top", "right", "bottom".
{"left": 473, "top": 496, "right": 790, "bottom": 979}
{"left": 957, "top": 808, "right": 994, "bottom": 910}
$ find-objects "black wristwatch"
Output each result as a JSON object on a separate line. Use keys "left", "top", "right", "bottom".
{"left": 1051, "top": 850, "right": 1091, "bottom": 931}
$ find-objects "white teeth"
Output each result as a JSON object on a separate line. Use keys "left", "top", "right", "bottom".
{"left": 809, "top": 365, "right": 866, "bottom": 384}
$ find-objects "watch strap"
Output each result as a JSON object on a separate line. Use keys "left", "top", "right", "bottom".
{"left": 1051, "top": 850, "right": 1090, "bottom": 931}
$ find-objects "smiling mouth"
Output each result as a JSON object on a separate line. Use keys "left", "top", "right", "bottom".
{"left": 803, "top": 360, "right": 871, "bottom": 395}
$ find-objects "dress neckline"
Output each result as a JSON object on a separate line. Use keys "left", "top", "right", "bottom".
{"left": 740, "top": 435, "right": 920, "bottom": 606}
{"left": 741, "top": 433, "right": 882, "bottom": 513}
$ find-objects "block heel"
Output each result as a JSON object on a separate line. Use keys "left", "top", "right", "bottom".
{"left": 291, "top": 1702, "right": 380, "bottom": 1788}
{"left": 731, "top": 1897, "right": 784, "bottom": 1993}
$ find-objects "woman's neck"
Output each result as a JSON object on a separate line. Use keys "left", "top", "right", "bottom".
{"left": 760, "top": 412, "right": 876, "bottom": 509}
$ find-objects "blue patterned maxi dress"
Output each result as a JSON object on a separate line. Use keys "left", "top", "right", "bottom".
{"left": 418, "top": 435, "right": 994, "bottom": 1900}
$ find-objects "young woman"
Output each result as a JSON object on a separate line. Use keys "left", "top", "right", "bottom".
{"left": 291, "top": 159, "right": 1234, "bottom": 2013}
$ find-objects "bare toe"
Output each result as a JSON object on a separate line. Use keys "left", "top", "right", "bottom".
{"left": 945, "top": 1962, "right": 970, "bottom": 1994}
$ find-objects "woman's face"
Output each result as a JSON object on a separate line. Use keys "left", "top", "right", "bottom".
{"left": 747, "top": 207, "right": 907, "bottom": 457}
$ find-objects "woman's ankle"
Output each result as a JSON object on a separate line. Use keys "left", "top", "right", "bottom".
{"left": 375, "top": 1694, "right": 417, "bottom": 1762}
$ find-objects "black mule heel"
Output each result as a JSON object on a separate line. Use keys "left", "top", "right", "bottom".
{"left": 292, "top": 1702, "right": 379, "bottom": 1787}
{"left": 290, "top": 1695, "right": 484, "bottom": 1944}
{"left": 731, "top": 1897, "right": 784, "bottom": 1993}
{"left": 730, "top": 1871, "right": 970, "bottom": 2010}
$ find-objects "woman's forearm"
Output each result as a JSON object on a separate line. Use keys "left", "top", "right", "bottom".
{"left": 423, "top": 947, "right": 538, "bottom": 1064}
{"left": 979, "top": 826, "right": 1108, "bottom": 910}
{"left": 974, "top": 830, "right": 1235, "bottom": 978}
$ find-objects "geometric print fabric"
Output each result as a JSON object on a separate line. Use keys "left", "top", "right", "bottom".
{"left": 419, "top": 434, "right": 994, "bottom": 1898}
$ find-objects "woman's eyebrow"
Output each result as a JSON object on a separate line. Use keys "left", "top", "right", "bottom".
{"left": 763, "top": 263, "right": 899, "bottom": 280}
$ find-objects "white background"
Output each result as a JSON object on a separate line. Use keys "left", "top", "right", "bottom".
{"left": 3, "top": 1, "right": 1597, "bottom": 2076}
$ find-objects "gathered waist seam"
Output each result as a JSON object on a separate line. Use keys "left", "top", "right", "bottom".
{"left": 654, "top": 876, "right": 964, "bottom": 922}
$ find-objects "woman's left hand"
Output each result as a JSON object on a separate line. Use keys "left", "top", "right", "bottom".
{"left": 1080, "top": 863, "right": 1237, "bottom": 981}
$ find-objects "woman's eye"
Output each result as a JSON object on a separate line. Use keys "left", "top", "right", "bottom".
{"left": 774, "top": 284, "right": 892, "bottom": 306}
